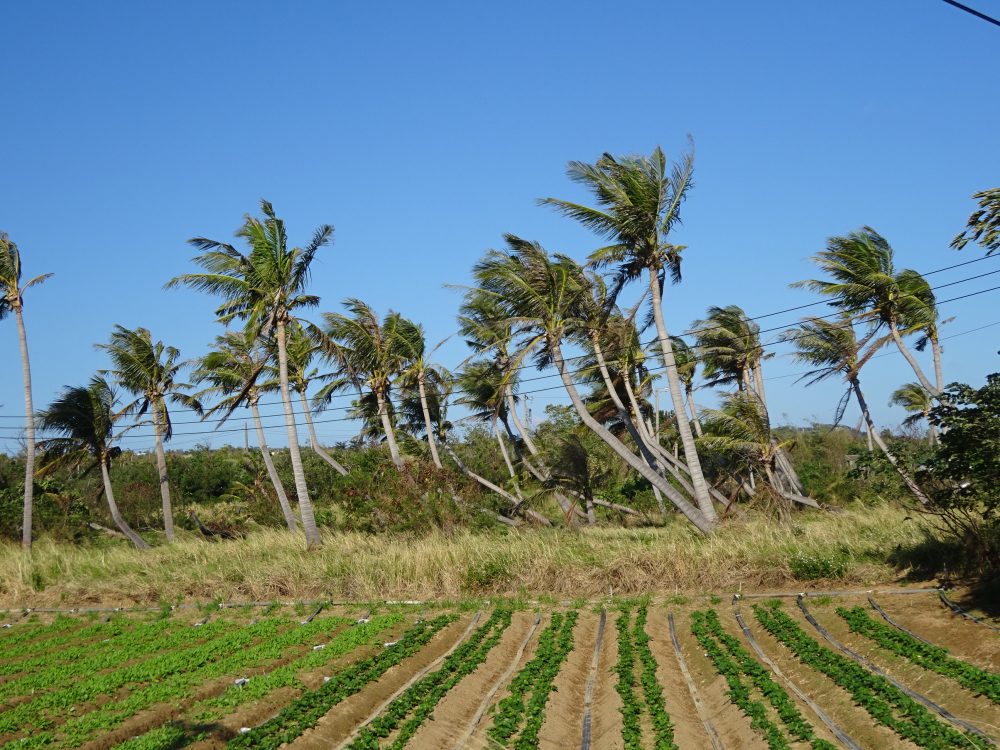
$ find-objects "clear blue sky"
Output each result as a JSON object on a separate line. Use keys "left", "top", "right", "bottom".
{"left": 2, "top": 1, "right": 998, "bottom": 452}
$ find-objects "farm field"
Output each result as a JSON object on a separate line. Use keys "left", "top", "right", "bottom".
{"left": 0, "top": 591, "right": 997, "bottom": 750}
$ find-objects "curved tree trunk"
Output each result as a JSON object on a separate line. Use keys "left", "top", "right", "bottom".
{"left": 648, "top": 273, "right": 717, "bottom": 524}
{"left": 100, "top": 459, "right": 150, "bottom": 549}
{"left": 851, "top": 378, "right": 932, "bottom": 506}
{"left": 15, "top": 307, "right": 35, "bottom": 552}
{"left": 275, "top": 319, "right": 322, "bottom": 548}
{"left": 889, "top": 320, "right": 939, "bottom": 396}
{"left": 151, "top": 403, "right": 174, "bottom": 542}
{"left": 752, "top": 363, "right": 805, "bottom": 494}
{"left": 418, "top": 374, "right": 443, "bottom": 469}
{"left": 251, "top": 399, "right": 298, "bottom": 533}
{"left": 374, "top": 387, "right": 404, "bottom": 468}
{"left": 442, "top": 442, "right": 550, "bottom": 525}
{"left": 493, "top": 423, "right": 524, "bottom": 500}
{"left": 685, "top": 384, "right": 703, "bottom": 437}
{"left": 591, "top": 336, "right": 667, "bottom": 515}
{"left": 297, "top": 391, "right": 348, "bottom": 475}
{"left": 551, "top": 339, "right": 713, "bottom": 534}
{"left": 505, "top": 389, "right": 540, "bottom": 456}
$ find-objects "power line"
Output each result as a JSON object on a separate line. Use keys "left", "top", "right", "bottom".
{"left": 940, "top": 0, "right": 1000, "bottom": 28}
{"left": 5, "top": 285, "right": 997, "bottom": 442}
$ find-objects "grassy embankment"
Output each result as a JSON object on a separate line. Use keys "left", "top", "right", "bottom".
{"left": 0, "top": 505, "right": 938, "bottom": 608}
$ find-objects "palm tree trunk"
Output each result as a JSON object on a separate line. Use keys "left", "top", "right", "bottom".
{"left": 15, "top": 307, "right": 35, "bottom": 552}
{"left": 374, "top": 387, "right": 404, "bottom": 468}
{"left": 297, "top": 391, "right": 348, "bottom": 475}
{"left": 442, "top": 443, "right": 550, "bottom": 525}
{"left": 505, "top": 389, "right": 540, "bottom": 456}
{"left": 889, "top": 320, "right": 939, "bottom": 396}
{"left": 751, "top": 362, "right": 805, "bottom": 494}
{"left": 648, "top": 273, "right": 717, "bottom": 524}
{"left": 851, "top": 378, "right": 932, "bottom": 506}
{"left": 150, "top": 403, "right": 174, "bottom": 542}
{"left": 924, "top": 408, "right": 939, "bottom": 446}
{"left": 275, "top": 319, "right": 322, "bottom": 548}
{"left": 685, "top": 384, "right": 703, "bottom": 437}
{"left": 100, "top": 459, "right": 150, "bottom": 549}
{"left": 591, "top": 336, "right": 667, "bottom": 516}
{"left": 931, "top": 333, "right": 945, "bottom": 395}
{"left": 251, "top": 400, "right": 298, "bottom": 533}
{"left": 417, "top": 374, "right": 442, "bottom": 469}
{"left": 550, "top": 339, "right": 713, "bottom": 534}
{"left": 493, "top": 423, "right": 524, "bottom": 500}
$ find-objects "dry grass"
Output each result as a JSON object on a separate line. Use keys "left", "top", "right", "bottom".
{"left": 0, "top": 506, "right": 932, "bottom": 608}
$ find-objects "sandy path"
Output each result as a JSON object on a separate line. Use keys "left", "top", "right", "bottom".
{"left": 287, "top": 614, "right": 476, "bottom": 749}
{"left": 538, "top": 610, "right": 597, "bottom": 750}
{"left": 647, "top": 610, "right": 712, "bottom": 750}
{"left": 588, "top": 611, "right": 624, "bottom": 750}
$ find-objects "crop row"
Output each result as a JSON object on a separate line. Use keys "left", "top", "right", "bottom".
{"left": 692, "top": 609, "right": 835, "bottom": 750}
{"left": 837, "top": 605, "right": 1000, "bottom": 704}
{"left": 226, "top": 613, "right": 457, "bottom": 750}
{"left": 0, "top": 617, "right": 182, "bottom": 691}
{"left": 111, "top": 613, "right": 404, "bottom": 750}
{"left": 1, "top": 615, "right": 121, "bottom": 669}
{"left": 4, "top": 614, "right": 351, "bottom": 747}
{"left": 348, "top": 608, "right": 514, "bottom": 749}
{"left": 0, "top": 614, "right": 85, "bottom": 651}
{"left": 753, "top": 601, "right": 986, "bottom": 749}
{"left": 487, "top": 611, "right": 578, "bottom": 749}
{"left": 613, "top": 606, "right": 643, "bottom": 749}
{"left": 632, "top": 604, "right": 676, "bottom": 750}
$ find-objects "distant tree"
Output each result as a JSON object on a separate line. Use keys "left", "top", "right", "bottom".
{"left": 37, "top": 377, "right": 150, "bottom": 549}
{"left": 952, "top": 188, "right": 1000, "bottom": 255}
{"left": 98, "top": 325, "right": 200, "bottom": 542}
{"left": 0, "top": 232, "right": 52, "bottom": 550}
{"left": 890, "top": 382, "right": 937, "bottom": 445}
{"left": 167, "top": 200, "right": 332, "bottom": 548}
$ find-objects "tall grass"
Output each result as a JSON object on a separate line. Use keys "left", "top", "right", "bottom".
{"left": 0, "top": 506, "right": 931, "bottom": 607}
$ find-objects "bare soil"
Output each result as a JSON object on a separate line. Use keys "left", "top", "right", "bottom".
{"left": 537, "top": 610, "right": 597, "bottom": 750}
{"left": 588, "top": 610, "right": 624, "bottom": 750}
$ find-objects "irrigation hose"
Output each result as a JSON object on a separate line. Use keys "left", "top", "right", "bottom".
{"left": 796, "top": 595, "right": 994, "bottom": 745}
{"left": 580, "top": 608, "right": 606, "bottom": 750}
{"left": 939, "top": 590, "right": 1000, "bottom": 633}
{"left": 667, "top": 612, "right": 726, "bottom": 750}
{"left": 867, "top": 596, "right": 935, "bottom": 646}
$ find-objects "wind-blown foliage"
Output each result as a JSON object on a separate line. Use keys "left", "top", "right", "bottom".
{"left": 952, "top": 188, "right": 1000, "bottom": 255}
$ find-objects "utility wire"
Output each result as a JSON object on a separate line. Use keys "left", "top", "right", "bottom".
{"left": 940, "top": 0, "right": 1000, "bottom": 27}
{"left": 5, "top": 286, "right": 997, "bottom": 442}
{"left": 4, "top": 253, "right": 996, "bottom": 421}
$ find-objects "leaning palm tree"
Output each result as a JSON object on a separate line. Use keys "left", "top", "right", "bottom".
{"left": 190, "top": 330, "right": 299, "bottom": 533}
{"left": 318, "top": 299, "right": 420, "bottom": 469}
{"left": 97, "top": 325, "right": 201, "bottom": 542}
{"left": 280, "top": 323, "right": 348, "bottom": 476}
{"left": 670, "top": 336, "right": 702, "bottom": 437}
{"left": 540, "top": 147, "right": 716, "bottom": 525}
{"left": 472, "top": 234, "right": 714, "bottom": 533}
{"left": 0, "top": 232, "right": 51, "bottom": 550}
{"left": 36, "top": 377, "right": 150, "bottom": 549}
{"left": 952, "top": 187, "right": 1000, "bottom": 255}
{"left": 166, "top": 199, "right": 331, "bottom": 548}
{"left": 794, "top": 228, "right": 939, "bottom": 396}
{"left": 896, "top": 269, "right": 946, "bottom": 395}
{"left": 890, "top": 382, "right": 937, "bottom": 445}
{"left": 783, "top": 315, "right": 931, "bottom": 505}
{"left": 396, "top": 329, "right": 450, "bottom": 469}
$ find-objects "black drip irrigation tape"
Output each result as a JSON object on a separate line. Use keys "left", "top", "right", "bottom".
{"left": 867, "top": 596, "right": 935, "bottom": 646}
{"left": 302, "top": 603, "right": 325, "bottom": 625}
{"left": 739, "top": 587, "right": 939, "bottom": 600}
{"left": 796, "top": 595, "right": 994, "bottom": 745}
{"left": 732, "top": 605, "right": 861, "bottom": 750}
{"left": 939, "top": 590, "right": 1000, "bottom": 633}
{"left": 667, "top": 612, "right": 725, "bottom": 750}
{"left": 580, "top": 608, "right": 606, "bottom": 750}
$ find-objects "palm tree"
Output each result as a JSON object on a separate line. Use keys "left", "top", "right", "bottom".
{"left": 783, "top": 315, "right": 931, "bottom": 506}
{"left": 794, "top": 228, "right": 939, "bottom": 396}
{"left": 318, "top": 299, "right": 420, "bottom": 469}
{"left": 280, "top": 323, "right": 349, "bottom": 476}
{"left": 190, "top": 330, "right": 299, "bottom": 533}
{"left": 952, "top": 187, "right": 1000, "bottom": 255}
{"left": 396, "top": 329, "right": 450, "bottom": 469}
{"left": 166, "top": 199, "right": 331, "bottom": 548}
{"left": 691, "top": 305, "right": 768, "bottom": 393}
{"left": 670, "top": 336, "right": 702, "bottom": 437}
{"left": 97, "top": 325, "right": 201, "bottom": 542}
{"left": 890, "top": 382, "right": 937, "bottom": 445}
{"left": 36, "top": 377, "right": 150, "bottom": 549}
{"left": 472, "top": 234, "right": 714, "bottom": 533}
{"left": 896, "top": 269, "right": 946, "bottom": 395}
{"left": 0, "top": 232, "right": 51, "bottom": 551}
{"left": 540, "top": 147, "right": 717, "bottom": 525}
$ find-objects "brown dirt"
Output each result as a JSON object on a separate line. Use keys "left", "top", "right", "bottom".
{"left": 588, "top": 611, "right": 624, "bottom": 750}
{"left": 287, "top": 614, "right": 476, "bottom": 749}
{"left": 537, "top": 610, "right": 597, "bottom": 750}
{"left": 670, "top": 609, "right": 769, "bottom": 750}
{"left": 646, "top": 609, "right": 711, "bottom": 750}
{"left": 875, "top": 593, "right": 1000, "bottom": 670}
{"left": 802, "top": 598, "right": 1000, "bottom": 742}
{"left": 407, "top": 610, "right": 540, "bottom": 749}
